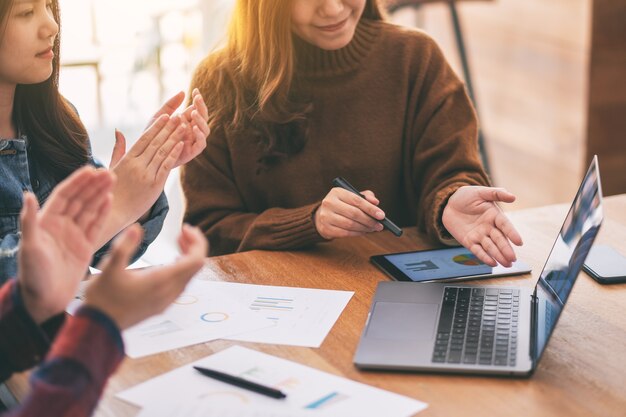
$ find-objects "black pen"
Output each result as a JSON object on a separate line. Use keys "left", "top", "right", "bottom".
{"left": 193, "top": 366, "right": 287, "bottom": 399}
{"left": 332, "top": 177, "right": 403, "bottom": 237}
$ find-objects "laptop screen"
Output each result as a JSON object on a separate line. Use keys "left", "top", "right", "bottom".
{"left": 533, "top": 156, "right": 603, "bottom": 361}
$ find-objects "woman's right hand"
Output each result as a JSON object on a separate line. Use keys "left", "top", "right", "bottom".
{"left": 102, "top": 113, "right": 187, "bottom": 245}
{"left": 314, "top": 188, "right": 385, "bottom": 240}
{"left": 85, "top": 224, "right": 207, "bottom": 330}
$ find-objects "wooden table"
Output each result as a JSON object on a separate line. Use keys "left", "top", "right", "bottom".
{"left": 4, "top": 195, "right": 626, "bottom": 417}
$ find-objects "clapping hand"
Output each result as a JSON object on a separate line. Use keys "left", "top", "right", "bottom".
{"left": 85, "top": 224, "right": 207, "bottom": 330}
{"left": 442, "top": 186, "right": 523, "bottom": 267}
{"left": 18, "top": 167, "right": 115, "bottom": 324}
{"left": 142, "top": 88, "right": 210, "bottom": 167}
{"left": 102, "top": 91, "right": 210, "bottom": 241}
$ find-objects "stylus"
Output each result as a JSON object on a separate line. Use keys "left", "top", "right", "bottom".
{"left": 193, "top": 366, "right": 287, "bottom": 399}
{"left": 332, "top": 177, "right": 403, "bottom": 237}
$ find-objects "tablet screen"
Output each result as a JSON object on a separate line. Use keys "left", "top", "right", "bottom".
{"left": 372, "top": 247, "right": 531, "bottom": 282}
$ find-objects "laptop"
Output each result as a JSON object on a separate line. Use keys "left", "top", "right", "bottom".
{"left": 354, "top": 156, "right": 603, "bottom": 376}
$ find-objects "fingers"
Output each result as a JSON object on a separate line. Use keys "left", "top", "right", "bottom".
{"left": 110, "top": 129, "right": 127, "bottom": 168}
{"left": 478, "top": 187, "right": 516, "bottom": 204}
{"left": 315, "top": 189, "right": 386, "bottom": 239}
{"left": 192, "top": 88, "right": 209, "bottom": 121}
{"left": 361, "top": 190, "right": 380, "bottom": 206}
{"left": 143, "top": 116, "right": 184, "bottom": 167}
{"left": 74, "top": 172, "right": 115, "bottom": 236}
{"left": 20, "top": 192, "right": 40, "bottom": 242}
{"left": 178, "top": 224, "right": 208, "bottom": 257}
{"left": 85, "top": 193, "right": 113, "bottom": 243}
{"left": 182, "top": 89, "right": 209, "bottom": 121}
{"left": 316, "top": 223, "right": 367, "bottom": 239}
{"left": 153, "top": 91, "right": 185, "bottom": 118}
{"left": 127, "top": 114, "right": 170, "bottom": 158}
{"left": 139, "top": 229, "right": 206, "bottom": 313}
{"left": 468, "top": 243, "right": 498, "bottom": 267}
{"left": 480, "top": 233, "right": 511, "bottom": 267}
{"left": 149, "top": 252, "right": 204, "bottom": 296}
{"left": 140, "top": 226, "right": 206, "bottom": 308}
{"left": 65, "top": 170, "right": 114, "bottom": 219}
{"left": 40, "top": 166, "right": 96, "bottom": 215}
{"left": 97, "top": 224, "right": 143, "bottom": 272}
{"left": 489, "top": 227, "right": 517, "bottom": 264}
{"left": 495, "top": 213, "right": 524, "bottom": 246}
{"left": 186, "top": 109, "right": 210, "bottom": 158}
{"left": 336, "top": 189, "right": 385, "bottom": 226}
{"left": 464, "top": 218, "right": 521, "bottom": 267}
{"left": 191, "top": 109, "right": 210, "bottom": 138}
{"left": 154, "top": 142, "right": 184, "bottom": 184}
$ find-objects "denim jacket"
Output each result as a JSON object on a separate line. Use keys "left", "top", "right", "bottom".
{"left": 0, "top": 137, "right": 168, "bottom": 284}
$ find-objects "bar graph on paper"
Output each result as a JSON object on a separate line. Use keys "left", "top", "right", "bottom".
{"left": 250, "top": 297, "right": 295, "bottom": 313}
{"left": 233, "top": 366, "right": 351, "bottom": 411}
{"left": 305, "top": 392, "right": 350, "bottom": 409}
{"left": 169, "top": 281, "right": 355, "bottom": 347}
{"left": 121, "top": 280, "right": 268, "bottom": 358}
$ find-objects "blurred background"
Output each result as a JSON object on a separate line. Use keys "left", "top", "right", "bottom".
{"left": 59, "top": 0, "right": 233, "bottom": 264}
{"left": 57, "top": 0, "right": 626, "bottom": 263}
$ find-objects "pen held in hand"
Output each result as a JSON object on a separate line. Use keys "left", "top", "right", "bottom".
{"left": 332, "top": 177, "right": 403, "bottom": 237}
{"left": 193, "top": 366, "right": 287, "bottom": 399}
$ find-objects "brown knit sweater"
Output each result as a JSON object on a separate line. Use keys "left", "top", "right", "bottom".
{"left": 181, "top": 18, "right": 490, "bottom": 256}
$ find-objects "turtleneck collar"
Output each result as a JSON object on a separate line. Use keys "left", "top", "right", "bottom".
{"left": 293, "top": 18, "right": 382, "bottom": 78}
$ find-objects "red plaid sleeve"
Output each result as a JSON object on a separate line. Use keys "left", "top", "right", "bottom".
{"left": 3, "top": 306, "right": 125, "bottom": 417}
{"left": 0, "top": 279, "right": 63, "bottom": 382}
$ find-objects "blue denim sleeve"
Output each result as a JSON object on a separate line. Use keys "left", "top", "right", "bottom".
{"left": 88, "top": 158, "right": 169, "bottom": 267}
{"left": 0, "top": 233, "right": 20, "bottom": 286}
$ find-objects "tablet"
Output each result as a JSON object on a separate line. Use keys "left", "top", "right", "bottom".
{"left": 370, "top": 247, "right": 532, "bottom": 283}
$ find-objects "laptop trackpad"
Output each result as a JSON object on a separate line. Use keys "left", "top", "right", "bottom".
{"left": 366, "top": 302, "right": 438, "bottom": 341}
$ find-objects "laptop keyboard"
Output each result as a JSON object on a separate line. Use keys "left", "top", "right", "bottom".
{"left": 432, "top": 287, "right": 520, "bottom": 367}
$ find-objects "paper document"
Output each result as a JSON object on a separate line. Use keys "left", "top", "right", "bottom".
{"left": 191, "top": 280, "right": 353, "bottom": 347}
{"left": 122, "top": 279, "right": 269, "bottom": 357}
{"left": 138, "top": 403, "right": 325, "bottom": 417}
{"left": 118, "top": 346, "right": 428, "bottom": 417}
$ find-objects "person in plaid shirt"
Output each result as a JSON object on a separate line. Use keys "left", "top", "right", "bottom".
{"left": 0, "top": 167, "right": 207, "bottom": 416}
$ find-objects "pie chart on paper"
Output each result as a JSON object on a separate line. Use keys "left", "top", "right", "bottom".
{"left": 452, "top": 253, "right": 484, "bottom": 266}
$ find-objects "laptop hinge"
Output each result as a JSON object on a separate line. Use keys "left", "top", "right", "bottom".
{"left": 529, "top": 293, "right": 539, "bottom": 365}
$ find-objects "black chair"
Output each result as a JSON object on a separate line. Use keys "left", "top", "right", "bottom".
{"left": 386, "top": 0, "right": 491, "bottom": 175}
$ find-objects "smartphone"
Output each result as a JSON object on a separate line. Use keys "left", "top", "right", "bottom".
{"left": 583, "top": 245, "right": 626, "bottom": 284}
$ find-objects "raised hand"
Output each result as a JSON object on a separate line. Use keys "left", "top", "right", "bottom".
{"left": 18, "top": 167, "right": 115, "bottom": 324}
{"left": 314, "top": 188, "right": 384, "bottom": 240}
{"left": 442, "top": 186, "right": 523, "bottom": 267}
{"left": 145, "top": 88, "right": 210, "bottom": 167}
{"left": 104, "top": 113, "right": 186, "bottom": 242}
{"left": 85, "top": 224, "right": 207, "bottom": 330}
{"left": 176, "top": 88, "right": 210, "bottom": 165}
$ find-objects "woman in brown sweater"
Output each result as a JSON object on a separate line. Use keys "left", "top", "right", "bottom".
{"left": 181, "top": 0, "right": 523, "bottom": 267}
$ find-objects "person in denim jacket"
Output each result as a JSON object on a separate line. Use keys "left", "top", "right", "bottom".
{"left": 0, "top": 0, "right": 211, "bottom": 283}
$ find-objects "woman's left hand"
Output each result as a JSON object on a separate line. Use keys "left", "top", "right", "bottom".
{"left": 442, "top": 186, "right": 523, "bottom": 267}
{"left": 147, "top": 88, "right": 210, "bottom": 167}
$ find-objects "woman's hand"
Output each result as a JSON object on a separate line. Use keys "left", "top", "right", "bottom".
{"left": 100, "top": 90, "right": 210, "bottom": 249}
{"left": 18, "top": 167, "right": 115, "bottom": 324}
{"left": 105, "top": 114, "right": 185, "bottom": 237}
{"left": 85, "top": 224, "right": 207, "bottom": 330}
{"left": 442, "top": 186, "right": 523, "bottom": 267}
{"left": 145, "top": 89, "right": 210, "bottom": 167}
{"left": 314, "top": 188, "right": 385, "bottom": 240}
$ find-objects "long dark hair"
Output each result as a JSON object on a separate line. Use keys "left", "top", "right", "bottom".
{"left": 0, "top": 0, "right": 90, "bottom": 181}
{"left": 194, "top": 0, "right": 385, "bottom": 168}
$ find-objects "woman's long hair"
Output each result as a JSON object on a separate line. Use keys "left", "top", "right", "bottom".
{"left": 196, "top": 0, "right": 385, "bottom": 166}
{"left": 0, "top": 0, "right": 90, "bottom": 181}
